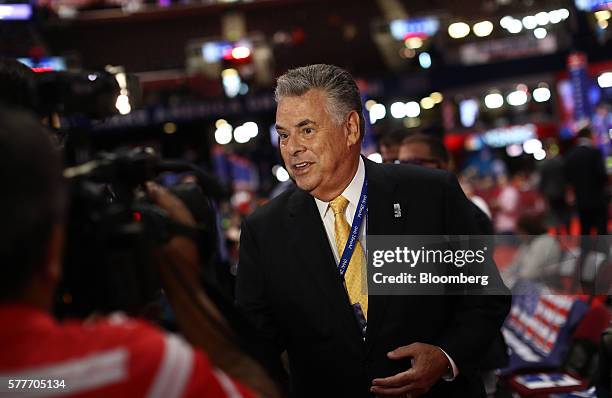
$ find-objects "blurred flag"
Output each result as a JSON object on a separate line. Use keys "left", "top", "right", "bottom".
{"left": 501, "top": 280, "right": 589, "bottom": 374}
{"left": 514, "top": 373, "right": 582, "bottom": 390}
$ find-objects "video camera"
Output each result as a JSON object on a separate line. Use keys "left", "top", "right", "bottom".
{"left": 36, "top": 70, "right": 123, "bottom": 119}
{"left": 55, "top": 147, "right": 220, "bottom": 319}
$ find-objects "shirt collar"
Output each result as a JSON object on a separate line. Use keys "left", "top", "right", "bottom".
{"left": 315, "top": 156, "right": 365, "bottom": 218}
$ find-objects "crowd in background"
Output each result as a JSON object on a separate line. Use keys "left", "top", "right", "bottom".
{"left": 212, "top": 123, "right": 610, "bottom": 303}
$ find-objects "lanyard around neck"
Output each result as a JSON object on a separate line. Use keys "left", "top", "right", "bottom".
{"left": 337, "top": 178, "right": 368, "bottom": 277}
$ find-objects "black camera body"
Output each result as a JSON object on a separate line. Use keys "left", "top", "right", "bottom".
{"left": 55, "top": 147, "right": 216, "bottom": 319}
{"left": 37, "top": 70, "right": 121, "bottom": 119}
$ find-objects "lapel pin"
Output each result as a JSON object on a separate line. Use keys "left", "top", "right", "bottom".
{"left": 393, "top": 203, "right": 402, "bottom": 218}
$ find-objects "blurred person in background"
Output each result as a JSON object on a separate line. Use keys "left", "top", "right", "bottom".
{"left": 378, "top": 130, "right": 404, "bottom": 164}
{"left": 592, "top": 103, "right": 612, "bottom": 158}
{"left": 564, "top": 127, "right": 609, "bottom": 236}
{"left": 565, "top": 127, "right": 609, "bottom": 293}
{"left": 398, "top": 133, "right": 449, "bottom": 170}
{"left": 493, "top": 174, "right": 521, "bottom": 235}
{"left": 500, "top": 213, "right": 563, "bottom": 289}
{"left": 0, "top": 110, "right": 279, "bottom": 398}
{"left": 237, "top": 64, "right": 510, "bottom": 398}
{"left": 538, "top": 139, "right": 571, "bottom": 234}
{"left": 398, "top": 133, "right": 493, "bottom": 234}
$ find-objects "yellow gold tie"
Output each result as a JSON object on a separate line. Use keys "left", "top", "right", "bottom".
{"left": 329, "top": 195, "right": 368, "bottom": 319}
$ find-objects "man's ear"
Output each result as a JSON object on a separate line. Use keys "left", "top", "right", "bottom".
{"left": 41, "top": 224, "right": 64, "bottom": 284}
{"left": 345, "top": 110, "right": 361, "bottom": 147}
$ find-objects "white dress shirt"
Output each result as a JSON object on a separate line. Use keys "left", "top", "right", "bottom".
{"left": 313, "top": 157, "right": 459, "bottom": 380}
{"left": 314, "top": 157, "right": 367, "bottom": 262}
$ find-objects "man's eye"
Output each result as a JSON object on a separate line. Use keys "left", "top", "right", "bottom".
{"left": 279, "top": 133, "right": 288, "bottom": 139}
{"left": 304, "top": 128, "right": 314, "bottom": 134}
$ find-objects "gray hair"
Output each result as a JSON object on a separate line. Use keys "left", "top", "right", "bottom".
{"left": 274, "top": 64, "right": 365, "bottom": 139}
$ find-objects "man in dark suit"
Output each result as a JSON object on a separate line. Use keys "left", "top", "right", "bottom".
{"left": 564, "top": 127, "right": 608, "bottom": 236}
{"left": 564, "top": 128, "right": 608, "bottom": 293}
{"left": 236, "top": 64, "right": 510, "bottom": 398}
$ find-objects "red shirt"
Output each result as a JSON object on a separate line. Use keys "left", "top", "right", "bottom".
{"left": 0, "top": 303, "right": 255, "bottom": 398}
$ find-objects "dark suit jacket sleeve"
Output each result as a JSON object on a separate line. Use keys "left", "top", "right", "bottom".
{"left": 436, "top": 173, "right": 511, "bottom": 373}
{"left": 235, "top": 218, "right": 289, "bottom": 389}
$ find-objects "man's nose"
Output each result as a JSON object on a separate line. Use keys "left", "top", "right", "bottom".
{"left": 286, "top": 135, "right": 306, "bottom": 156}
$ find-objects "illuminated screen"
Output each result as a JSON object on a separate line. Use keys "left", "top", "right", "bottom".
{"left": 17, "top": 57, "right": 67, "bottom": 72}
{"left": 389, "top": 17, "right": 439, "bottom": 40}
{"left": 0, "top": 4, "right": 32, "bottom": 20}
{"left": 574, "top": 0, "right": 612, "bottom": 11}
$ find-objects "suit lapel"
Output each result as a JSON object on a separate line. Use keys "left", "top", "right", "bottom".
{"left": 286, "top": 188, "right": 364, "bottom": 343}
{"left": 363, "top": 159, "right": 403, "bottom": 353}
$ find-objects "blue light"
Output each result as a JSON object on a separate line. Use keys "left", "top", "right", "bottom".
{"left": 459, "top": 98, "right": 479, "bottom": 128}
{"left": 202, "top": 43, "right": 221, "bottom": 63}
{"left": 419, "top": 52, "right": 432, "bottom": 69}
{"left": 390, "top": 17, "right": 440, "bottom": 40}
{"left": 574, "top": 0, "right": 612, "bottom": 11}
{"left": 201, "top": 41, "right": 233, "bottom": 63}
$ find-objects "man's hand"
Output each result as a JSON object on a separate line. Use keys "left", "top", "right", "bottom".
{"left": 145, "top": 181, "right": 199, "bottom": 272}
{"left": 370, "top": 343, "right": 450, "bottom": 397}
